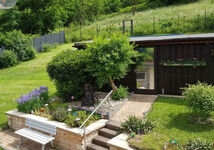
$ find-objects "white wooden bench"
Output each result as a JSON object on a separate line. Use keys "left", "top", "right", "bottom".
{"left": 15, "top": 118, "right": 56, "bottom": 150}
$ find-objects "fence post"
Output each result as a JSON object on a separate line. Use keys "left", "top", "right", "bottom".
{"left": 153, "top": 17, "right": 155, "bottom": 33}
{"left": 123, "top": 20, "right": 125, "bottom": 34}
{"left": 80, "top": 25, "right": 82, "bottom": 41}
{"left": 130, "top": 19, "right": 133, "bottom": 35}
{"left": 204, "top": 9, "right": 207, "bottom": 30}
{"left": 178, "top": 14, "right": 180, "bottom": 32}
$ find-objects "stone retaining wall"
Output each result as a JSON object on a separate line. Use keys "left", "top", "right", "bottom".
{"left": 6, "top": 110, "right": 107, "bottom": 150}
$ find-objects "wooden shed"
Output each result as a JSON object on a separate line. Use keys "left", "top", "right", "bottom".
{"left": 74, "top": 33, "right": 214, "bottom": 95}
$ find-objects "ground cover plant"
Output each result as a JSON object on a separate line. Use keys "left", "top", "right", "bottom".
{"left": 0, "top": 43, "right": 73, "bottom": 130}
{"left": 128, "top": 97, "right": 214, "bottom": 150}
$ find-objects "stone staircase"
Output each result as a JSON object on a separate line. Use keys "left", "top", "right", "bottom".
{"left": 87, "top": 120, "right": 121, "bottom": 150}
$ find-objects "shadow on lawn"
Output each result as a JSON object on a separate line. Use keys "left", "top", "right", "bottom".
{"left": 156, "top": 97, "right": 186, "bottom": 106}
{"left": 0, "top": 121, "right": 9, "bottom": 131}
{"left": 166, "top": 112, "right": 214, "bottom": 133}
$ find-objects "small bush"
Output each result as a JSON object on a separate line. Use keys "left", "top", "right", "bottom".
{"left": 111, "top": 85, "right": 128, "bottom": 100}
{"left": 182, "top": 82, "right": 214, "bottom": 122}
{"left": 47, "top": 49, "right": 97, "bottom": 101}
{"left": 185, "top": 139, "right": 214, "bottom": 150}
{"left": 0, "top": 30, "right": 36, "bottom": 61}
{"left": 41, "top": 43, "right": 57, "bottom": 52}
{"left": 66, "top": 111, "right": 100, "bottom": 127}
{"left": 16, "top": 86, "right": 49, "bottom": 113}
{"left": 121, "top": 115, "right": 155, "bottom": 135}
{"left": 51, "top": 106, "right": 68, "bottom": 122}
{"left": 0, "top": 50, "right": 18, "bottom": 68}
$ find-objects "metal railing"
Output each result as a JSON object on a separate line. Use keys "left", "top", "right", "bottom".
{"left": 79, "top": 90, "right": 113, "bottom": 129}
{"left": 79, "top": 90, "right": 113, "bottom": 150}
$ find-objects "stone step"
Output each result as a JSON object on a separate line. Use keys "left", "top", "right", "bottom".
{"left": 105, "top": 120, "right": 121, "bottom": 131}
{"left": 99, "top": 128, "right": 117, "bottom": 139}
{"left": 92, "top": 135, "right": 110, "bottom": 148}
{"left": 86, "top": 143, "right": 109, "bottom": 150}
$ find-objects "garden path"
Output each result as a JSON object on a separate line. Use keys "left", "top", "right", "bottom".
{"left": 0, "top": 129, "right": 55, "bottom": 150}
{"left": 111, "top": 94, "right": 158, "bottom": 123}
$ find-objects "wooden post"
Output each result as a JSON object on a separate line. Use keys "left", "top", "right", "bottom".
{"left": 131, "top": 19, "right": 134, "bottom": 35}
{"left": 204, "top": 9, "right": 207, "bottom": 30}
{"left": 153, "top": 17, "right": 155, "bottom": 33}
{"left": 123, "top": 20, "right": 125, "bottom": 34}
{"left": 178, "top": 14, "right": 180, "bottom": 32}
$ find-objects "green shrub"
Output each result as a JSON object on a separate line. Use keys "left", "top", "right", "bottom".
{"left": 111, "top": 85, "right": 128, "bottom": 100}
{"left": 52, "top": 106, "right": 68, "bottom": 122}
{"left": 47, "top": 49, "right": 97, "bottom": 101}
{"left": 185, "top": 139, "right": 214, "bottom": 150}
{"left": 0, "top": 30, "right": 36, "bottom": 61}
{"left": 121, "top": 115, "right": 155, "bottom": 135}
{"left": 65, "top": 111, "right": 100, "bottom": 127}
{"left": 41, "top": 43, "right": 57, "bottom": 52}
{"left": 0, "top": 50, "right": 18, "bottom": 68}
{"left": 182, "top": 82, "right": 214, "bottom": 122}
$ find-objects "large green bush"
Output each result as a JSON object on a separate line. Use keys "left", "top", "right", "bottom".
{"left": 182, "top": 82, "right": 214, "bottom": 122}
{"left": 0, "top": 50, "right": 18, "bottom": 68}
{"left": 0, "top": 30, "right": 36, "bottom": 61}
{"left": 47, "top": 49, "right": 96, "bottom": 101}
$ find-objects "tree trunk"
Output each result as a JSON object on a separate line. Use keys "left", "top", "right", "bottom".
{"left": 109, "top": 77, "right": 117, "bottom": 91}
{"left": 132, "top": 5, "right": 136, "bottom": 16}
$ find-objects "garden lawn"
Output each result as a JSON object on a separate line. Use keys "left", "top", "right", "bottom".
{"left": 0, "top": 43, "right": 74, "bottom": 130}
{"left": 129, "top": 97, "right": 214, "bottom": 149}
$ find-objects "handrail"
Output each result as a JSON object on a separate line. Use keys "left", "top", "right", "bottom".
{"left": 79, "top": 90, "right": 113, "bottom": 129}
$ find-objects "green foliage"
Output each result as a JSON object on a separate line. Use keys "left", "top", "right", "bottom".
{"left": 121, "top": 115, "right": 155, "bottom": 135}
{"left": 0, "top": 50, "right": 18, "bottom": 69}
{"left": 66, "top": 111, "right": 100, "bottom": 127}
{"left": 0, "top": 30, "right": 36, "bottom": 61}
{"left": 111, "top": 85, "right": 128, "bottom": 100}
{"left": 86, "top": 34, "right": 136, "bottom": 90}
{"left": 51, "top": 106, "right": 68, "bottom": 122}
{"left": 47, "top": 49, "right": 96, "bottom": 100}
{"left": 41, "top": 43, "right": 57, "bottom": 53}
{"left": 182, "top": 82, "right": 214, "bottom": 122}
{"left": 17, "top": 99, "right": 42, "bottom": 114}
{"left": 185, "top": 139, "right": 214, "bottom": 150}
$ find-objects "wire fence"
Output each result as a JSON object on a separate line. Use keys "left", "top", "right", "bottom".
{"left": 65, "top": 9, "right": 214, "bottom": 42}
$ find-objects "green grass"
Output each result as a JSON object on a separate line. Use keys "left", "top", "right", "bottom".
{"left": 64, "top": 0, "right": 214, "bottom": 42}
{"left": 129, "top": 97, "right": 214, "bottom": 149}
{"left": 0, "top": 43, "right": 74, "bottom": 130}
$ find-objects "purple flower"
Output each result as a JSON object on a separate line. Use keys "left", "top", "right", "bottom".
{"left": 82, "top": 106, "right": 86, "bottom": 110}
{"left": 71, "top": 96, "right": 75, "bottom": 100}
{"left": 68, "top": 104, "right": 72, "bottom": 109}
{"left": 89, "top": 106, "right": 94, "bottom": 111}
{"left": 16, "top": 86, "right": 48, "bottom": 104}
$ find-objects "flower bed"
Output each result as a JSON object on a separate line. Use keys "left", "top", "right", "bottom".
{"left": 159, "top": 58, "right": 206, "bottom": 67}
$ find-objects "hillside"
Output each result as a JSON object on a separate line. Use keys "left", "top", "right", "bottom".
{"left": 65, "top": 0, "right": 214, "bottom": 42}
{"left": 0, "top": 43, "right": 74, "bottom": 130}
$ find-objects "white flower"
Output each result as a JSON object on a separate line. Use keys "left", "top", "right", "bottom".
{"left": 45, "top": 104, "right": 48, "bottom": 107}
{"left": 67, "top": 108, "right": 72, "bottom": 112}
{"left": 75, "top": 118, "right": 80, "bottom": 121}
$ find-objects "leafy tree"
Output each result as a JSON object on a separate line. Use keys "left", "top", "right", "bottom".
{"left": 86, "top": 34, "right": 136, "bottom": 91}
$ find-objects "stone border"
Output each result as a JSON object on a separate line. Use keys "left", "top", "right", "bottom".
{"left": 107, "top": 133, "right": 134, "bottom": 150}
{"left": 6, "top": 109, "right": 108, "bottom": 150}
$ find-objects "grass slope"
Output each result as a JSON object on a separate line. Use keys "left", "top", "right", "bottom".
{"left": 129, "top": 97, "right": 214, "bottom": 149}
{"left": 66, "top": 0, "right": 214, "bottom": 42}
{"left": 0, "top": 43, "right": 74, "bottom": 130}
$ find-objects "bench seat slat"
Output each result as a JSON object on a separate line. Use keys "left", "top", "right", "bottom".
{"left": 15, "top": 128, "right": 54, "bottom": 145}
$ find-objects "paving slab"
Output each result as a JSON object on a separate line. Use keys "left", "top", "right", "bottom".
{"left": 111, "top": 94, "right": 157, "bottom": 122}
{"left": 0, "top": 129, "right": 55, "bottom": 150}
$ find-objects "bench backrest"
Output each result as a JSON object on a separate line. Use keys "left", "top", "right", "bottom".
{"left": 26, "top": 118, "right": 56, "bottom": 136}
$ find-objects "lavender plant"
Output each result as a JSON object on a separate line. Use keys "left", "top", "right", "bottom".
{"left": 16, "top": 86, "right": 49, "bottom": 113}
